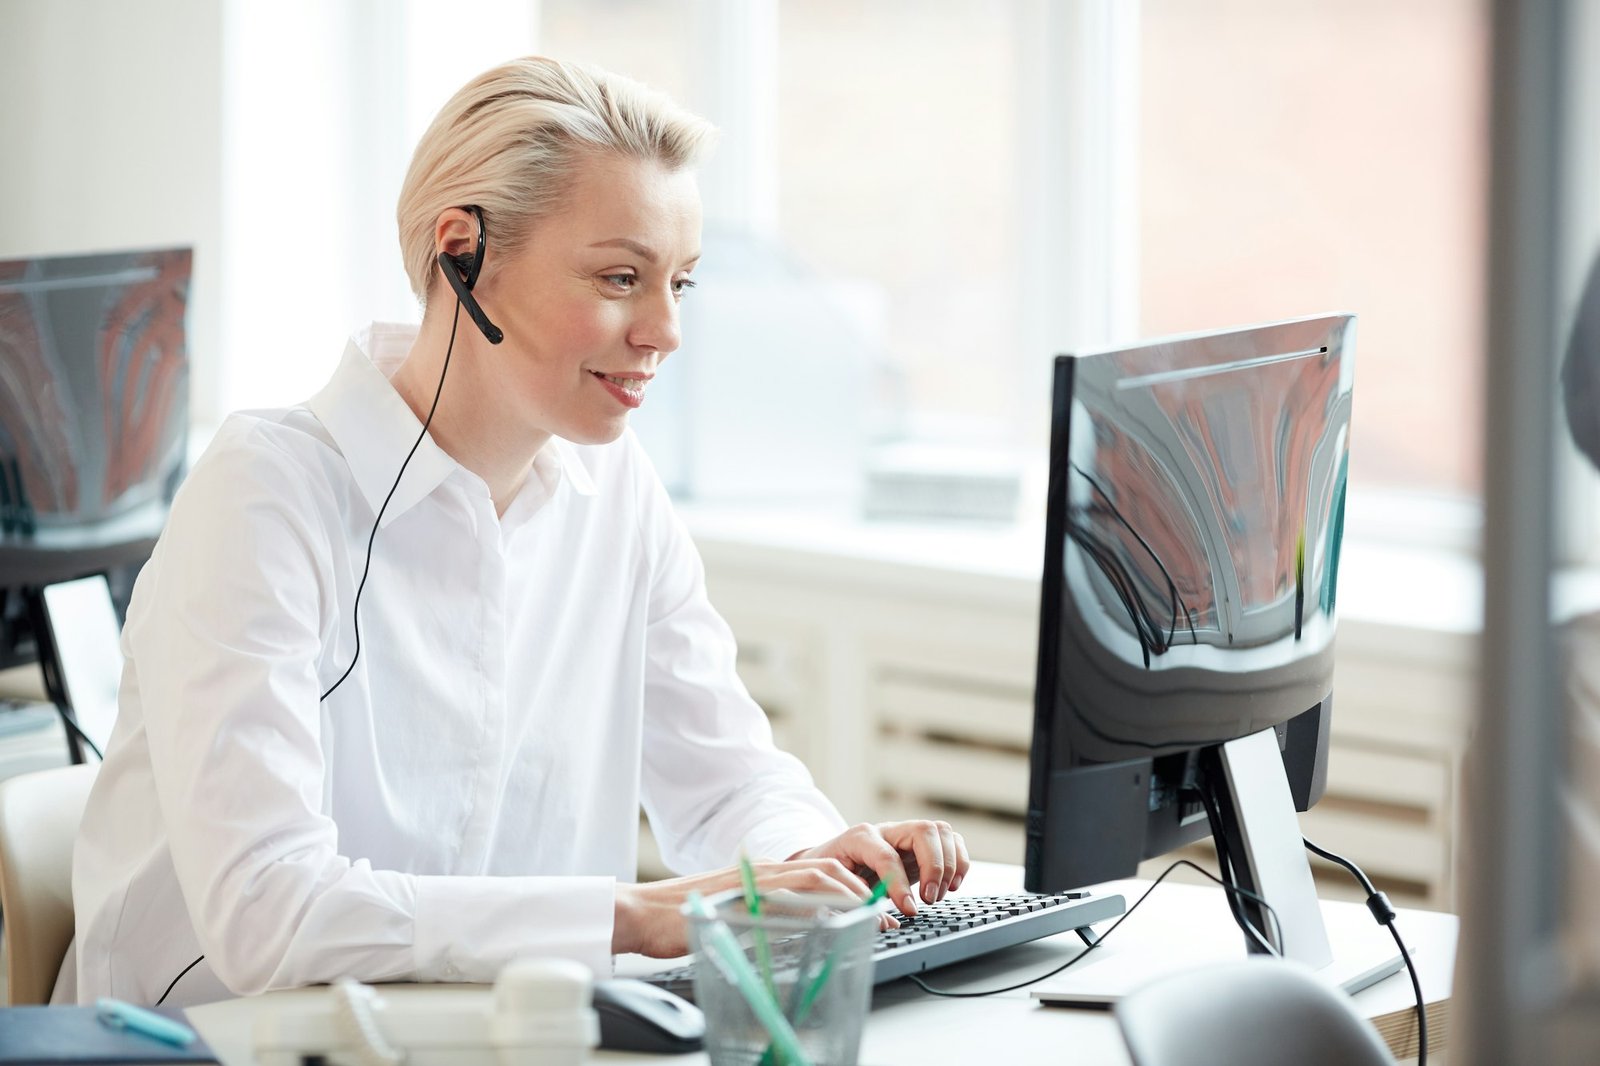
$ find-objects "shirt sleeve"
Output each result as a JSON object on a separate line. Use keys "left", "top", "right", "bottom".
{"left": 631, "top": 444, "right": 847, "bottom": 873}
{"left": 133, "top": 426, "right": 614, "bottom": 996}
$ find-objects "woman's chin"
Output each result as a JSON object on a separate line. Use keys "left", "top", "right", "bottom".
{"left": 559, "top": 416, "right": 631, "bottom": 447}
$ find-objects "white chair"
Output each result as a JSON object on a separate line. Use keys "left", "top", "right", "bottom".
{"left": 1115, "top": 958, "right": 1395, "bottom": 1066}
{"left": 0, "top": 763, "right": 96, "bottom": 1004}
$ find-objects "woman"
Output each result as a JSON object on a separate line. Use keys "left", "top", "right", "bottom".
{"left": 63, "top": 57, "right": 967, "bottom": 1007}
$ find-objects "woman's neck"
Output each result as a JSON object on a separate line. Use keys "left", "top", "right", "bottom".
{"left": 390, "top": 318, "right": 547, "bottom": 518}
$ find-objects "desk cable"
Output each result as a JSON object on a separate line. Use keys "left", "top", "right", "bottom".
{"left": 906, "top": 858, "right": 1283, "bottom": 998}
{"left": 1199, "top": 784, "right": 1281, "bottom": 957}
{"left": 1304, "top": 836, "right": 1427, "bottom": 1066}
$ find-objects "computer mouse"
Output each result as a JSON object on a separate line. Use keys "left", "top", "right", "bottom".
{"left": 592, "top": 977, "right": 706, "bottom": 1054}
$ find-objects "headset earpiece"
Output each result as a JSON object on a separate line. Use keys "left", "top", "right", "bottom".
{"left": 438, "top": 204, "right": 503, "bottom": 344}
{"left": 445, "top": 251, "right": 476, "bottom": 282}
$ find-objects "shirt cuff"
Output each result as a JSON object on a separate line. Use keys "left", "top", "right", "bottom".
{"left": 739, "top": 811, "right": 849, "bottom": 865}
{"left": 412, "top": 875, "right": 616, "bottom": 982}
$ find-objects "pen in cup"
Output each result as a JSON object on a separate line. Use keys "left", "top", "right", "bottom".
{"left": 738, "top": 852, "right": 779, "bottom": 1000}
{"left": 798, "top": 881, "right": 887, "bottom": 1015}
{"left": 686, "top": 891, "right": 813, "bottom": 1066}
{"left": 757, "top": 878, "right": 890, "bottom": 1066}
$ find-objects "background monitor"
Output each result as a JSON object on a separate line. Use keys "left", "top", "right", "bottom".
{"left": 0, "top": 247, "right": 191, "bottom": 751}
{"left": 1025, "top": 314, "right": 1371, "bottom": 978}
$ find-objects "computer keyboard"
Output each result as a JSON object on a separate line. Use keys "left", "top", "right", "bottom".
{"left": 642, "top": 889, "right": 1127, "bottom": 1002}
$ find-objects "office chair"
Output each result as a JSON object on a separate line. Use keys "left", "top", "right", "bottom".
{"left": 1115, "top": 958, "right": 1395, "bottom": 1066}
{"left": 0, "top": 764, "right": 96, "bottom": 1004}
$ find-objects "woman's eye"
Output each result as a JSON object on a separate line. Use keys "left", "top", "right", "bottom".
{"left": 602, "top": 273, "right": 636, "bottom": 291}
{"left": 672, "top": 278, "right": 697, "bottom": 298}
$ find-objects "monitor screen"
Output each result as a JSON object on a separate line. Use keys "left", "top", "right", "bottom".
{"left": 0, "top": 247, "right": 192, "bottom": 538}
{"left": 1026, "top": 314, "right": 1354, "bottom": 892}
{"left": 0, "top": 247, "right": 192, "bottom": 669}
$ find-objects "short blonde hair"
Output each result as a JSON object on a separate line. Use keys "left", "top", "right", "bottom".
{"left": 397, "top": 56, "right": 715, "bottom": 305}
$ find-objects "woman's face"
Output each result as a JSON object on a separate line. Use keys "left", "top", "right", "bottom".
{"left": 469, "top": 152, "right": 703, "bottom": 446}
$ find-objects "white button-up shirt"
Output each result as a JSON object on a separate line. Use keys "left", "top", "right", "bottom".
{"left": 66, "top": 323, "right": 844, "bottom": 1006}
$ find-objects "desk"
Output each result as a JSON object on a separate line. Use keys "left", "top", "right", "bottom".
{"left": 188, "top": 863, "right": 1457, "bottom": 1065}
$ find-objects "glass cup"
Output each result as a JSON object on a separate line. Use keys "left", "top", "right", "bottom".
{"left": 684, "top": 888, "right": 878, "bottom": 1066}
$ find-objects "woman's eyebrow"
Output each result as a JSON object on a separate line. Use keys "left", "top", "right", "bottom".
{"left": 589, "top": 237, "right": 701, "bottom": 268}
{"left": 590, "top": 237, "right": 658, "bottom": 264}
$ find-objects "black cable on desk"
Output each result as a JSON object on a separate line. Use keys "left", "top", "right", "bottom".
{"left": 1304, "top": 836, "right": 1427, "bottom": 1066}
{"left": 907, "top": 858, "right": 1283, "bottom": 998}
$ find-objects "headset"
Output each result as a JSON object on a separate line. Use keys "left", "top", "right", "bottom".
{"left": 439, "top": 205, "right": 504, "bottom": 345}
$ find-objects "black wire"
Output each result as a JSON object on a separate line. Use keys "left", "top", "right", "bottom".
{"left": 1075, "top": 525, "right": 1164, "bottom": 657}
{"left": 1387, "top": 923, "right": 1427, "bottom": 1065}
{"left": 1303, "top": 835, "right": 1377, "bottom": 894}
{"left": 1071, "top": 460, "right": 1199, "bottom": 647}
{"left": 154, "top": 954, "right": 205, "bottom": 1007}
{"left": 155, "top": 299, "right": 466, "bottom": 1007}
{"left": 906, "top": 858, "right": 1282, "bottom": 998}
{"left": 320, "top": 301, "right": 461, "bottom": 702}
{"left": 54, "top": 707, "right": 104, "bottom": 762}
{"left": 1197, "top": 784, "right": 1281, "bottom": 957}
{"left": 1069, "top": 527, "right": 1155, "bottom": 665}
{"left": 1303, "top": 836, "right": 1426, "bottom": 1066}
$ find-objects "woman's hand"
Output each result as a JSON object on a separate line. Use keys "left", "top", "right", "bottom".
{"left": 612, "top": 857, "right": 894, "bottom": 958}
{"left": 788, "top": 820, "right": 971, "bottom": 918}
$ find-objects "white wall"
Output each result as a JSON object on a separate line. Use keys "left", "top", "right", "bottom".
{"left": 0, "top": 0, "right": 224, "bottom": 425}
{"left": 0, "top": 0, "right": 539, "bottom": 428}
{"left": 216, "top": 0, "right": 536, "bottom": 416}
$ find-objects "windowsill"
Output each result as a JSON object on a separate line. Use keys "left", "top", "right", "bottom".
{"left": 679, "top": 503, "right": 1485, "bottom": 639}
{"left": 195, "top": 416, "right": 1493, "bottom": 639}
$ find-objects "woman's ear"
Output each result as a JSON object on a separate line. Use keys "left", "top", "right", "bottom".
{"left": 434, "top": 207, "right": 482, "bottom": 275}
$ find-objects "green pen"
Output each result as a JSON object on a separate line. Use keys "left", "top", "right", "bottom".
{"left": 739, "top": 852, "right": 779, "bottom": 1000}
{"left": 686, "top": 891, "right": 813, "bottom": 1066}
{"left": 757, "top": 879, "right": 890, "bottom": 1066}
{"left": 795, "top": 879, "right": 887, "bottom": 1023}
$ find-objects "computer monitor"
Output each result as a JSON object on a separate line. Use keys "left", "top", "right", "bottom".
{"left": 1024, "top": 314, "right": 1395, "bottom": 989}
{"left": 0, "top": 247, "right": 191, "bottom": 755}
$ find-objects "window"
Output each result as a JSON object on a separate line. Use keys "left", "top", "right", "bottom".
{"left": 775, "top": 1, "right": 1023, "bottom": 437}
{"left": 1139, "top": 0, "right": 1491, "bottom": 540}
{"left": 537, "top": 0, "right": 694, "bottom": 106}
{"left": 207, "top": 1, "right": 1497, "bottom": 547}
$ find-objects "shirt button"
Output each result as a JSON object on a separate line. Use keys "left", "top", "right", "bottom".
{"left": 443, "top": 963, "right": 460, "bottom": 978}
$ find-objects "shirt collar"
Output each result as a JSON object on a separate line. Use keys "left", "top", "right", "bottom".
{"left": 305, "top": 323, "right": 596, "bottom": 529}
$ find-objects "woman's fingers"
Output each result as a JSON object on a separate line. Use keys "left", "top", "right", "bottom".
{"left": 848, "top": 827, "right": 918, "bottom": 915}
{"left": 949, "top": 823, "right": 971, "bottom": 892}
{"left": 762, "top": 858, "right": 873, "bottom": 900}
{"left": 755, "top": 859, "right": 899, "bottom": 927}
{"left": 878, "top": 821, "right": 950, "bottom": 903}
{"left": 933, "top": 821, "right": 965, "bottom": 897}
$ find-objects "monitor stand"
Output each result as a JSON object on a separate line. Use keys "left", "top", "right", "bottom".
{"left": 1206, "top": 727, "right": 1405, "bottom": 991}
{"left": 1033, "top": 728, "right": 1405, "bottom": 1006}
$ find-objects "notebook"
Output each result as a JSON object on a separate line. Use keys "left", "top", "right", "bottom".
{"left": 0, "top": 1006, "right": 219, "bottom": 1064}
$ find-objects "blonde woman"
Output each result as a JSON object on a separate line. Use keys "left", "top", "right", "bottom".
{"left": 63, "top": 57, "right": 967, "bottom": 1007}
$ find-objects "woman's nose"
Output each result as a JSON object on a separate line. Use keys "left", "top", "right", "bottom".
{"left": 630, "top": 288, "right": 681, "bottom": 357}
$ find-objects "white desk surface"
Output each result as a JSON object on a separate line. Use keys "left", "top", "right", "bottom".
{"left": 188, "top": 862, "right": 1457, "bottom": 1065}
